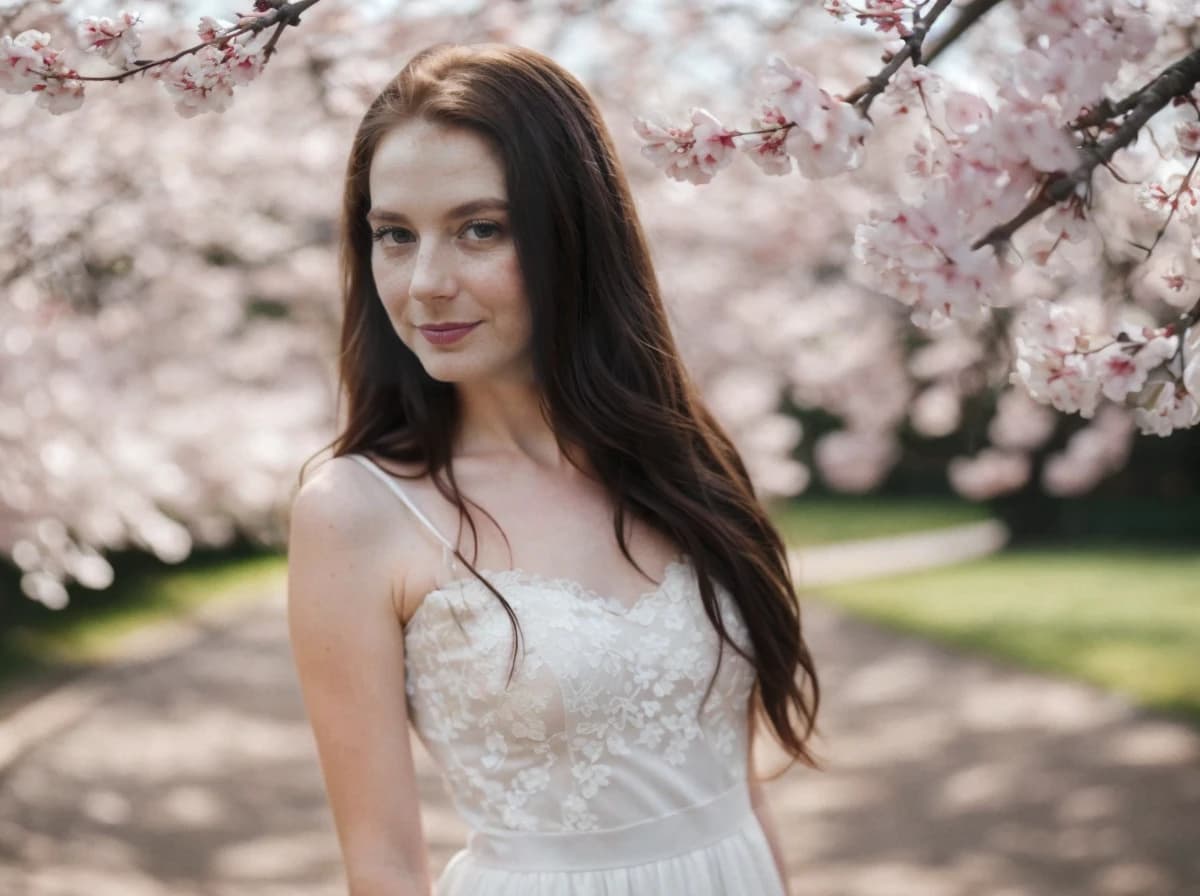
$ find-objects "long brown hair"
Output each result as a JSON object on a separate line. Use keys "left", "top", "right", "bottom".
{"left": 303, "top": 42, "right": 821, "bottom": 773}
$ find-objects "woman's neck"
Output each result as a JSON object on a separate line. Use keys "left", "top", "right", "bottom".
{"left": 453, "top": 378, "right": 591, "bottom": 477}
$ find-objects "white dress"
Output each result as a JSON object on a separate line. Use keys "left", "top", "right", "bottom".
{"left": 350, "top": 454, "right": 788, "bottom": 896}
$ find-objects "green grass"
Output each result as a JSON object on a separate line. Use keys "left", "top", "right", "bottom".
{"left": 769, "top": 495, "right": 993, "bottom": 545}
{"left": 812, "top": 546, "right": 1200, "bottom": 727}
{"left": 0, "top": 552, "right": 286, "bottom": 692}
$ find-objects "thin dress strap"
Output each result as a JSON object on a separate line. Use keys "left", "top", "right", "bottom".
{"left": 348, "top": 454, "right": 459, "bottom": 572}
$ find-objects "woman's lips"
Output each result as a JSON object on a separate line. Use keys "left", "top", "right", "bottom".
{"left": 418, "top": 322, "right": 481, "bottom": 346}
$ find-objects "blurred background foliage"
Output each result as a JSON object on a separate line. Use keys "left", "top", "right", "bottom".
{"left": 1, "top": 0, "right": 1195, "bottom": 727}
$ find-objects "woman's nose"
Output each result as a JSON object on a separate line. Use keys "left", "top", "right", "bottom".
{"left": 408, "top": 238, "right": 457, "bottom": 302}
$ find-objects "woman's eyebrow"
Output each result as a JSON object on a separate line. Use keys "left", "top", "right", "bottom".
{"left": 366, "top": 198, "right": 508, "bottom": 224}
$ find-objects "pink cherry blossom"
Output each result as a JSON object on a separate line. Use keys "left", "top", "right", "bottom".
{"left": 633, "top": 107, "right": 736, "bottom": 185}
{"left": 2, "top": 29, "right": 85, "bottom": 113}
{"left": 1014, "top": 349, "right": 1103, "bottom": 419}
{"left": 988, "top": 105, "right": 1079, "bottom": 173}
{"left": 227, "top": 44, "right": 265, "bottom": 85}
{"left": 1138, "top": 175, "right": 1200, "bottom": 220}
{"left": 757, "top": 55, "right": 824, "bottom": 115}
{"left": 154, "top": 50, "right": 236, "bottom": 117}
{"left": 852, "top": 196, "right": 1007, "bottom": 328}
{"left": 737, "top": 104, "right": 792, "bottom": 176}
{"left": 830, "top": 0, "right": 913, "bottom": 36}
{"left": 1017, "top": 299, "right": 1086, "bottom": 355}
{"left": 759, "top": 56, "right": 871, "bottom": 179}
{"left": 903, "top": 134, "right": 939, "bottom": 178}
{"left": 1138, "top": 181, "right": 1174, "bottom": 216}
{"left": 1011, "top": 298, "right": 1194, "bottom": 433}
{"left": 1011, "top": 301, "right": 1104, "bottom": 419}
{"left": 1094, "top": 340, "right": 1159, "bottom": 402}
{"left": 1176, "top": 119, "right": 1200, "bottom": 157}
{"left": 943, "top": 90, "right": 991, "bottom": 137}
{"left": 689, "top": 108, "right": 738, "bottom": 182}
{"left": 883, "top": 64, "right": 942, "bottom": 117}
{"left": 1, "top": 30, "right": 48, "bottom": 94}
{"left": 1132, "top": 381, "right": 1200, "bottom": 436}
{"left": 76, "top": 10, "right": 142, "bottom": 66}
{"left": 783, "top": 97, "right": 871, "bottom": 178}
{"left": 31, "top": 71, "right": 84, "bottom": 114}
{"left": 197, "top": 16, "right": 234, "bottom": 43}
{"left": 151, "top": 37, "right": 264, "bottom": 118}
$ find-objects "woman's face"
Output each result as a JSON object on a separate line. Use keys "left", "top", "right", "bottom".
{"left": 367, "top": 119, "right": 533, "bottom": 385}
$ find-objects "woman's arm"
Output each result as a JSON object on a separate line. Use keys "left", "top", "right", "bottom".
{"left": 748, "top": 711, "right": 795, "bottom": 896}
{"left": 287, "top": 458, "right": 433, "bottom": 896}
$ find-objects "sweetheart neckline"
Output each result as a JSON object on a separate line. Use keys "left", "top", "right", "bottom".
{"left": 403, "top": 553, "right": 692, "bottom": 635}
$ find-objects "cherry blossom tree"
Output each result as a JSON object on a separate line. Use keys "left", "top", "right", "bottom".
{"left": 633, "top": 0, "right": 1200, "bottom": 444}
{"left": 3, "top": 0, "right": 1197, "bottom": 608}
{"left": 2, "top": 0, "right": 318, "bottom": 115}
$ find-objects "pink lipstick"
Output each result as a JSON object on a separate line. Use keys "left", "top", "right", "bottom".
{"left": 419, "top": 322, "right": 480, "bottom": 346}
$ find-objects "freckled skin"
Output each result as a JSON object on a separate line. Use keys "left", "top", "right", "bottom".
{"left": 367, "top": 120, "right": 534, "bottom": 386}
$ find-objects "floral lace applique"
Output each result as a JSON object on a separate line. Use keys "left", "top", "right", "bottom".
{"left": 404, "top": 557, "right": 758, "bottom": 833}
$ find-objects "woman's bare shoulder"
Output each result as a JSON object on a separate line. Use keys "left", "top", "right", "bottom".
{"left": 298, "top": 453, "right": 431, "bottom": 505}
{"left": 288, "top": 454, "right": 435, "bottom": 577}
{"left": 293, "top": 453, "right": 451, "bottom": 623}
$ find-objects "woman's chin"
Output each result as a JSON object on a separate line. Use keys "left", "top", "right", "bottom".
{"left": 417, "top": 356, "right": 486, "bottom": 384}
{"left": 415, "top": 348, "right": 535, "bottom": 387}
{"left": 420, "top": 364, "right": 468, "bottom": 384}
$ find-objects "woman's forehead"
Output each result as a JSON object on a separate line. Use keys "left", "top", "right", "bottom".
{"left": 369, "top": 120, "right": 505, "bottom": 211}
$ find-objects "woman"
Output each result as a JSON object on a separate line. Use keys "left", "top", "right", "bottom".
{"left": 287, "top": 42, "right": 821, "bottom": 896}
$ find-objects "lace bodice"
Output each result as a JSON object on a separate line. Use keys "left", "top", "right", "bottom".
{"left": 402, "top": 553, "right": 759, "bottom": 834}
{"left": 347, "top": 453, "right": 759, "bottom": 837}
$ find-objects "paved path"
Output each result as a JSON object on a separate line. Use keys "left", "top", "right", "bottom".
{"left": 1, "top": 530, "right": 1197, "bottom": 895}
{"left": 792, "top": 520, "right": 1009, "bottom": 586}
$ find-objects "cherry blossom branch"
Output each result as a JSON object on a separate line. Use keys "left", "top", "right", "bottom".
{"left": 920, "top": 0, "right": 1005, "bottom": 68}
{"left": 40, "top": 0, "right": 322, "bottom": 83}
{"left": 1071, "top": 88, "right": 1150, "bottom": 132}
{"left": 973, "top": 45, "right": 1200, "bottom": 251}
{"left": 252, "top": 0, "right": 313, "bottom": 62}
{"left": 1132, "top": 150, "right": 1200, "bottom": 257}
{"left": 840, "top": 0, "right": 954, "bottom": 117}
{"left": 1068, "top": 43, "right": 1200, "bottom": 133}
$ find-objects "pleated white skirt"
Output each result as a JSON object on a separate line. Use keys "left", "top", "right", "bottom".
{"left": 435, "top": 785, "right": 787, "bottom": 896}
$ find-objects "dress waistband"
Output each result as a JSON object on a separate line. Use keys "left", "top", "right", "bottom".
{"left": 464, "top": 783, "right": 758, "bottom": 872}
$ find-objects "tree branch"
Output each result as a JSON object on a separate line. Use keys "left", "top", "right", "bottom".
{"left": 40, "top": 0, "right": 322, "bottom": 83}
{"left": 1071, "top": 88, "right": 1150, "bottom": 131}
{"left": 841, "top": 0, "right": 956, "bottom": 118}
{"left": 921, "top": 0, "right": 1006, "bottom": 68}
{"left": 973, "top": 45, "right": 1200, "bottom": 250}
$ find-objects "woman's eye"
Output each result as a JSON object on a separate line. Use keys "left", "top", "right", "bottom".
{"left": 464, "top": 220, "right": 501, "bottom": 240}
{"left": 371, "top": 226, "right": 413, "bottom": 245}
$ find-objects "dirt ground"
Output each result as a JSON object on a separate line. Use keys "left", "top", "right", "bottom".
{"left": 0, "top": 582, "right": 1196, "bottom": 896}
